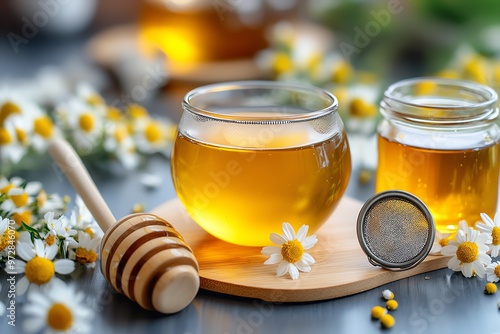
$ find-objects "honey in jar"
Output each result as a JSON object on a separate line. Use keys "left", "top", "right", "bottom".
{"left": 376, "top": 78, "right": 500, "bottom": 233}
{"left": 171, "top": 81, "right": 351, "bottom": 246}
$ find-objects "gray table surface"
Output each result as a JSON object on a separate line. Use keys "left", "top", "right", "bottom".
{"left": 1, "top": 32, "right": 499, "bottom": 334}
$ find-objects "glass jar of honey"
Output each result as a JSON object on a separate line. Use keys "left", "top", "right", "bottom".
{"left": 376, "top": 78, "right": 500, "bottom": 233}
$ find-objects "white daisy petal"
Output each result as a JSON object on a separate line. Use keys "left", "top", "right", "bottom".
{"left": 295, "top": 260, "right": 311, "bottom": 272}
{"left": 301, "top": 252, "right": 315, "bottom": 265}
{"left": 270, "top": 233, "right": 286, "bottom": 245}
{"left": 276, "top": 261, "right": 288, "bottom": 277}
{"left": 23, "top": 316, "right": 46, "bottom": 333}
{"left": 261, "top": 246, "right": 281, "bottom": 256}
{"left": 478, "top": 253, "right": 492, "bottom": 264}
{"left": 282, "top": 222, "right": 296, "bottom": 241}
{"left": 33, "top": 239, "right": 45, "bottom": 258}
{"left": 54, "top": 259, "right": 75, "bottom": 275}
{"left": 297, "top": 225, "right": 309, "bottom": 242}
{"left": 462, "top": 263, "right": 473, "bottom": 278}
{"left": 441, "top": 245, "right": 458, "bottom": 257}
{"left": 45, "top": 244, "right": 58, "bottom": 261}
{"left": 472, "top": 261, "right": 486, "bottom": 278}
{"left": 490, "top": 247, "right": 499, "bottom": 258}
{"left": 16, "top": 276, "right": 30, "bottom": 296}
{"left": 480, "top": 213, "right": 495, "bottom": 227}
{"left": 447, "top": 257, "right": 461, "bottom": 271}
{"left": 288, "top": 263, "right": 299, "bottom": 280}
{"left": 14, "top": 259, "right": 26, "bottom": 273}
{"left": 476, "top": 233, "right": 491, "bottom": 245}
{"left": 24, "top": 182, "right": 42, "bottom": 194}
{"left": 264, "top": 253, "right": 283, "bottom": 265}
{"left": 302, "top": 235, "right": 318, "bottom": 249}
{"left": 17, "top": 242, "right": 35, "bottom": 262}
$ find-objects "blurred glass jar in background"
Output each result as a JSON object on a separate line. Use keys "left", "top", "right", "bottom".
{"left": 139, "top": 0, "right": 300, "bottom": 69}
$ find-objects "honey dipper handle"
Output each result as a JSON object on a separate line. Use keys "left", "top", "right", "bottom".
{"left": 48, "top": 138, "right": 116, "bottom": 232}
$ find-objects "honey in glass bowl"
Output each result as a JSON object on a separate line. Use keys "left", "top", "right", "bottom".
{"left": 171, "top": 81, "right": 351, "bottom": 246}
{"left": 376, "top": 78, "right": 500, "bottom": 234}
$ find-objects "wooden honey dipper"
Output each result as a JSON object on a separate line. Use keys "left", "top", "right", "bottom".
{"left": 48, "top": 138, "right": 200, "bottom": 314}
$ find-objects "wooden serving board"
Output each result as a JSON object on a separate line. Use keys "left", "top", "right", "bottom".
{"left": 152, "top": 196, "right": 450, "bottom": 302}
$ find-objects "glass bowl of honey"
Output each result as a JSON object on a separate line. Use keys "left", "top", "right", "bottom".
{"left": 171, "top": 81, "right": 351, "bottom": 246}
{"left": 376, "top": 77, "right": 500, "bottom": 233}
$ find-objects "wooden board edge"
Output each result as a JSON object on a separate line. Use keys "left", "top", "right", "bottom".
{"left": 198, "top": 256, "right": 451, "bottom": 302}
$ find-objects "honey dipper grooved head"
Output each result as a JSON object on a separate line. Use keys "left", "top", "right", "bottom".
{"left": 100, "top": 213, "right": 199, "bottom": 314}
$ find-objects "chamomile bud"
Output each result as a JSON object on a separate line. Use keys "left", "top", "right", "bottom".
{"left": 386, "top": 299, "right": 398, "bottom": 310}
{"left": 382, "top": 289, "right": 394, "bottom": 300}
{"left": 371, "top": 306, "right": 387, "bottom": 319}
{"left": 380, "top": 314, "right": 395, "bottom": 328}
{"left": 485, "top": 282, "right": 497, "bottom": 295}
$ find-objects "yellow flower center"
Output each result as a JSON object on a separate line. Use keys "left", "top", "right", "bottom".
{"left": 86, "top": 94, "right": 104, "bottom": 107}
{"left": 45, "top": 235, "right": 56, "bottom": 246}
{"left": 15, "top": 128, "right": 28, "bottom": 144}
{"left": 144, "top": 122, "right": 162, "bottom": 143}
{"left": 47, "top": 303, "right": 73, "bottom": 331}
{"left": 494, "top": 264, "right": 500, "bottom": 278}
{"left": 464, "top": 57, "right": 487, "bottom": 84}
{"left": 485, "top": 282, "right": 497, "bottom": 295}
{"left": 0, "top": 183, "right": 14, "bottom": 194}
{"left": 272, "top": 52, "right": 293, "bottom": 75}
{"left": 12, "top": 210, "right": 31, "bottom": 226}
{"left": 456, "top": 241, "right": 478, "bottom": 264}
{"left": 36, "top": 190, "right": 47, "bottom": 208}
{"left": 11, "top": 192, "right": 29, "bottom": 207}
{"left": 492, "top": 226, "right": 500, "bottom": 246}
{"left": 114, "top": 126, "right": 128, "bottom": 143}
{"left": 281, "top": 239, "right": 304, "bottom": 264}
{"left": 0, "top": 230, "right": 10, "bottom": 251}
{"left": 0, "top": 102, "right": 21, "bottom": 126}
{"left": 349, "top": 98, "right": 376, "bottom": 118}
{"left": 306, "top": 52, "right": 322, "bottom": 75}
{"left": 75, "top": 247, "right": 97, "bottom": 264}
{"left": 78, "top": 113, "right": 95, "bottom": 133}
{"left": 25, "top": 256, "right": 55, "bottom": 285}
{"left": 107, "top": 107, "right": 123, "bottom": 121}
{"left": 84, "top": 227, "right": 94, "bottom": 238}
{"left": 0, "top": 127, "right": 12, "bottom": 145}
{"left": 332, "top": 61, "right": 352, "bottom": 84}
{"left": 34, "top": 116, "right": 54, "bottom": 138}
{"left": 439, "top": 238, "right": 449, "bottom": 247}
{"left": 416, "top": 81, "right": 437, "bottom": 95}
{"left": 127, "top": 104, "right": 148, "bottom": 119}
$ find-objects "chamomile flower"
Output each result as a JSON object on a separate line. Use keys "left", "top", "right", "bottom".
{"left": 69, "top": 230, "right": 100, "bottom": 268}
{"left": 0, "top": 217, "right": 14, "bottom": 260}
{"left": 476, "top": 213, "right": 500, "bottom": 257}
{"left": 36, "top": 190, "right": 66, "bottom": 215}
{"left": 486, "top": 261, "right": 500, "bottom": 283}
{"left": 8, "top": 238, "right": 75, "bottom": 295}
{"left": 261, "top": 222, "right": 318, "bottom": 280}
{"left": 0, "top": 117, "right": 30, "bottom": 165}
{"left": 1, "top": 180, "right": 42, "bottom": 211}
{"left": 23, "top": 280, "right": 93, "bottom": 333}
{"left": 67, "top": 196, "right": 102, "bottom": 238}
{"left": 441, "top": 226, "right": 491, "bottom": 278}
{"left": 103, "top": 122, "right": 140, "bottom": 169}
{"left": 134, "top": 118, "right": 175, "bottom": 155}
{"left": 430, "top": 231, "right": 452, "bottom": 255}
{"left": 58, "top": 99, "right": 104, "bottom": 154}
{"left": 31, "top": 114, "right": 59, "bottom": 152}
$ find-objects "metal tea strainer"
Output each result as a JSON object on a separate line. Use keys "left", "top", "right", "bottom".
{"left": 356, "top": 190, "right": 435, "bottom": 271}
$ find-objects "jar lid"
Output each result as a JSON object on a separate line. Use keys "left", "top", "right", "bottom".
{"left": 356, "top": 190, "right": 435, "bottom": 271}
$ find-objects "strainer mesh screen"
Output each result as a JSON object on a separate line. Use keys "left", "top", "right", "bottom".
{"left": 363, "top": 197, "right": 430, "bottom": 264}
